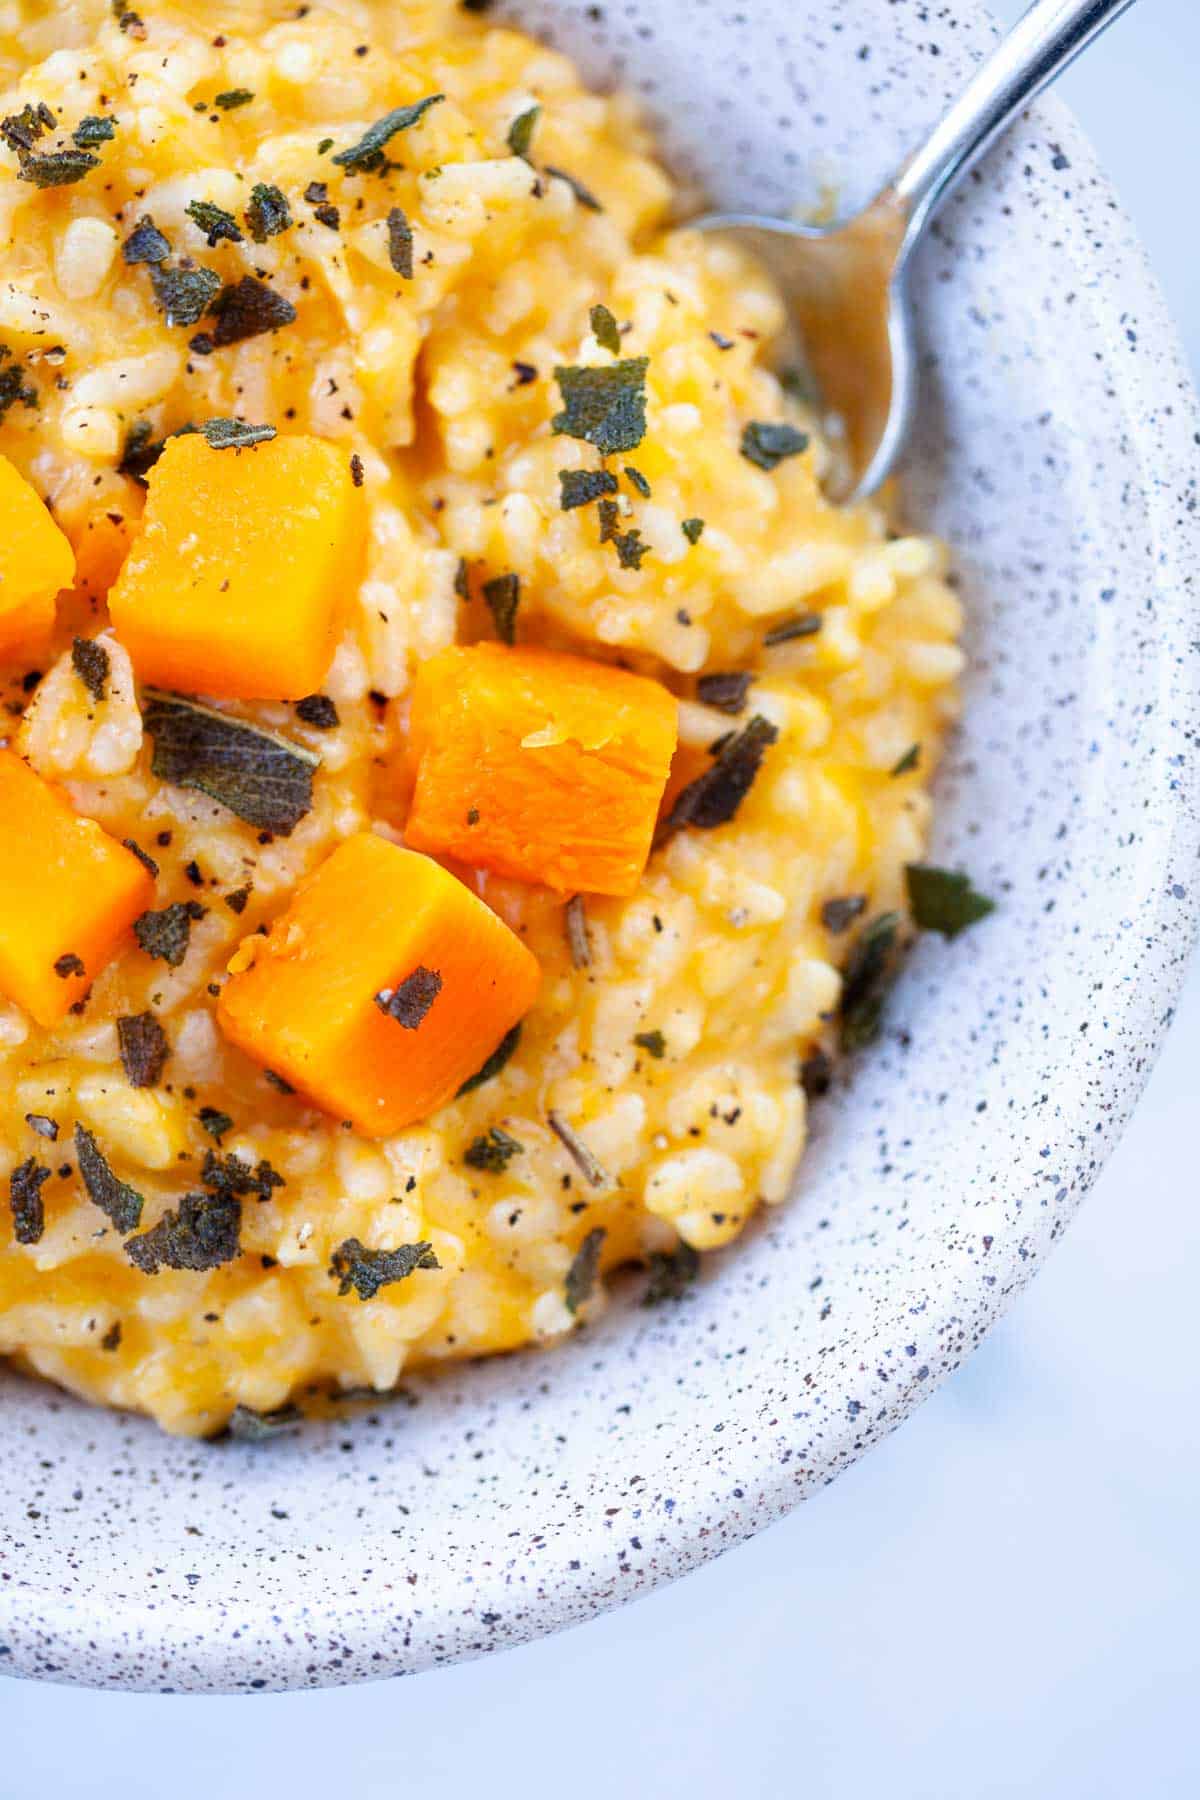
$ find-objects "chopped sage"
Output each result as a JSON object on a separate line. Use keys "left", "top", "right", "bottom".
{"left": 71, "top": 636, "right": 109, "bottom": 703}
{"left": 643, "top": 1240, "right": 700, "bottom": 1305}
{"left": 214, "top": 89, "right": 254, "bottom": 110}
{"left": 458, "top": 1022, "right": 521, "bottom": 1095}
{"left": 464, "top": 1127, "right": 524, "bottom": 1173}
{"left": 663, "top": 713, "right": 778, "bottom": 834}
{"left": 207, "top": 275, "right": 297, "bottom": 346}
{"left": 75, "top": 1123, "right": 144, "bottom": 1233}
{"left": 553, "top": 357, "right": 648, "bottom": 456}
{"left": 764, "top": 612, "right": 821, "bottom": 646}
{"left": 186, "top": 198, "right": 243, "bottom": 246}
{"left": 198, "top": 1106, "right": 233, "bottom": 1144}
{"left": 200, "top": 417, "right": 276, "bottom": 449}
{"left": 10, "top": 1159, "right": 50, "bottom": 1246}
{"left": 386, "top": 205, "right": 413, "bottom": 276}
{"left": 507, "top": 104, "right": 540, "bottom": 160}
{"left": 839, "top": 912, "right": 901, "bottom": 1053}
{"left": 374, "top": 966, "right": 443, "bottom": 1030}
{"left": 544, "top": 164, "right": 602, "bottom": 211}
{"left": 142, "top": 690, "right": 319, "bottom": 835}
{"left": 329, "top": 1237, "right": 440, "bottom": 1299}
{"left": 565, "top": 1225, "right": 606, "bottom": 1313}
{"left": 117, "top": 1011, "right": 170, "bottom": 1088}
{"left": 558, "top": 468, "right": 618, "bottom": 511}
{"left": 16, "top": 145, "right": 99, "bottom": 188}
{"left": 905, "top": 864, "right": 995, "bottom": 939}
{"left": 122, "top": 213, "right": 171, "bottom": 264}
{"left": 332, "top": 93, "right": 445, "bottom": 172}
{"left": 821, "top": 895, "right": 867, "bottom": 935}
{"left": 589, "top": 302, "right": 621, "bottom": 354}
{"left": 125, "top": 1190, "right": 242, "bottom": 1273}
{"left": 227, "top": 1403, "right": 302, "bottom": 1441}
{"left": 73, "top": 114, "right": 116, "bottom": 147}
{"left": 681, "top": 516, "right": 705, "bottom": 544}
{"left": 633, "top": 1028, "right": 666, "bottom": 1059}
{"left": 623, "top": 464, "right": 650, "bottom": 498}
{"left": 150, "top": 260, "right": 222, "bottom": 326}
{"left": 740, "top": 420, "right": 809, "bottom": 470}
{"left": 482, "top": 571, "right": 520, "bottom": 644}
{"left": 245, "top": 183, "right": 291, "bottom": 243}
{"left": 133, "top": 899, "right": 205, "bottom": 968}
{"left": 697, "top": 671, "right": 751, "bottom": 715}
{"left": 891, "top": 742, "right": 921, "bottom": 777}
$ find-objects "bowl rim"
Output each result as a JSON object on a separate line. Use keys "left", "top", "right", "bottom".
{"left": 4, "top": 8, "right": 1200, "bottom": 1694}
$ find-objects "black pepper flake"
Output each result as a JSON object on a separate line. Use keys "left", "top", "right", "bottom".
{"left": 558, "top": 467, "right": 617, "bottom": 511}
{"left": 54, "top": 953, "right": 85, "bottom": 978}
{"left": 201, "top": 1149, "right": 284, "bottom": 1203}
{"left": 740, "top": 420, "right": 810, "bottom": 470}
{"left": 198, "top": 1106, "right": 233, "bottom": 1143}
{"left": 482, "top": 571, "right": 520, "bottom": 644}
{"left": 100, "top": 1320, "right": 122, "bottom": 1351}
{"left": 122, "top": 213, "right": 171, "bottom": 264}
{"left": 633, "top": 1028, "right": 666, "bottom": 1059}
{"left": 332, "top": 93, "right": 445, "bottom": 172}
{"left": 464, "top": 1127, "right": 523, "bottom": 1172}
{"left": 564, "top": 1225, "right": 606, "bottom": 1312}
{"left": 544, "top": 165, "right": 603, "bottom": 211}
{"left": 294, "top": 693, "right": 339, "bottom": 729}
{"left": 121, "top": 837, "right": 159, "bottom": 878}
{"left": 385, "top": 205, "right": 413, "bottom": 276}
{"left": 74, "top": 1123, "right": 144, "bottom": 1233}
{"left": 764, "top": 612, "right": 821, "bottom": 646}
{"left": 643, "top": 1239, "right": 700, "bottom": 1304}
{"left": 458, "top": 1022, "right": 521, "bottom": 1095}
{"left": 24, "top": 1113, "right": 58, "bottom": 1141}
{"left": 799, "top": 1047, "right": 833, "bottom": 1099}
{"left": 905, "top": 864, "right": 995, "bottom": 939}
{"left": 681, "top": 516, "right": 705, "bottom": 545}
{"left": 227, "top": 1403, "right": 302, "bottom": 1441}
{"left": 821, "top": 895, "right": 867, "bottom": 935}
{"left": 891, "top": 742, "right": 920, "bottom": 777}
{"left": 512, "top": 360, "right": 538, "bottom": 386}
{"left": 125, "top": 1190, "right": 242, "bottom": 1274}
{"left": 73, "top": 114, "right": 116, "bottom": 147}
{"left": 552, "top": 357, "right": 648, "bottom": 456}
{"left": 183, "top": 859, "right": 204, "bottom": 887}
{"left": 185, "top": 198, "right": 243, "bottom": 246}
{"left": 839, "top": 912, "right": 902, "bottom": 1053}
{"left": 71, "top": 635, "right": 109, "bottom": 702}
{"left": 663, "top": 713, "right": 778, "bottom": 834}
{"left": 117, "top": 1011, "right": 170, "bottom": 1087}
{"left": 133, "top": 899, "right": 205, "bottom": 968}
{"left": 349, "top": 452, "right": 364, "bottom": 488}
{"left": 207, "top": 275, "right": 297, "bottom": 346}
{"left": 548, "top": 1112, "right": 607, "bottom": 1188}
{"left": 151, "top": 260, "right": 222, "bottom": 327}
{"left": 329, "top": 1237, "right": 440, "bottom": 1300}
{"left": 10, "top": 1159, "right": 50, "bottom": 1245}
{"left": 143, "top": 690, "right": 319, "bottom": 836}
{"left": 697, "top": 671, "right": 751, "bottom": 714}
{"left": 245, "top": 182, "right": 291, "bottom": 243}
{"left": 589, "top": 302, "right": 620, "bottom": 354}
{"left": 374, "top": 965, "right": 443, "bottom": 1029}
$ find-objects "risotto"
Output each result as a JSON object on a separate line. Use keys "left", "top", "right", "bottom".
{"left": 0, "top": 0, "right": 978, "bottom": 1436}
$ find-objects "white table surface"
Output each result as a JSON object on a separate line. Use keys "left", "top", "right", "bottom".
{"left": 4, "top": 3, "right": 1199, "bottom": 1794}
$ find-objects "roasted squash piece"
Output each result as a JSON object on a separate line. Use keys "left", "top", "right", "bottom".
{"left": 217, "top": 832, "right": 541, "bottom": 1136}
{"left": 0, "top": 455, "right": 76, "bottom": 661}
{"left": 0, "top": 750, "right": 154, "bottom": 1026}
{"left": 108, "top": 432, "right": 362, "bottom": 700}
{"left": 405, "top": 644, "right": 679, "bottom": 896}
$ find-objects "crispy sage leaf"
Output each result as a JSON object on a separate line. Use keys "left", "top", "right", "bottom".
{"left": 558, "top": 468, "right": 617, "bottom": 511}
{"left": 663, "top": 713, "right": 778, "bottom": 834}
{"left": 891, "top": 742, "right": 920, "bottom": 777}
{"left": 200, "top": 417, "right": 276, "bottom": 449}
{"left": 227, "top": 1403, "right": 302, "bottom": 1441}
{"left": 463, "top": 1127, "right": 524, "bottom": 1172}
{"left": 764, "top": 611, "right": 821, "bottom": 646}
{"left": 133, "top": 899, "right": 205, "bottom": 968}
{"left": 740, "top": 420, "right": 809, "bottom": 470}
{"left": 329, "top": 1237, "right": 440, "bottom": 1300}
{"left": 10, "top": 1159, "right": 50, "bottom": 1245}
{"left": 905, "top": 864, "right": 995, "bottom": 939}
{"left": 552, "top": 358, "right": 648, "bottom": 456}
{"left": 143, "top": 690, "right": 319, "bottom": 834}
{"left": 71, "top": 636, "right": 109, "bottom": 702}
{"left": 332, "top": 93, "right": 445, "bottom": 172}
{"left": 839, "top": 912, "right": 901, "bottom": 1053}
{"left": 75, "top": 1123, "right": 144, "bottom": 1233}
{"left": 16, "top": 145, "right": 99, "bottom": 187}
{"left": 482, "top": 572, "right": 520, "bottom": 644}
{"left": 458, "top": 1022, "right": 521, "bottom": 1095}
{"left": 386, "top": 205, "right": 413, "bottom": 276}
{"left": 696, "top": 671, "right": 751, "bottom": 715}
{"left": 244, "top": 182, "right": 291, "bottom": 242}
{"left": 207, "top": 276, "right": 296, "bottom": 346}
{"left": 125, "top": 1191, "right": 242, "bottom": 1273}
{"left": 564, "top": 1225, "right": 606, "bottom": 1313}
{"left": 374, "top": 966, "right": 443, "bottom": 1029}
{"left": 507, "top": 103, "right": 540, "bottom": 160}
{"left": 117, "top": 1011, "right": 170, "bottom": 1087}
{"left": 73, "top": 114, "right": 116, "bottom": 147}
{"left": 186, "top": 198, "right": 243, "bottom": 246}
{"left": 589, "top": 302, "right": 621, "bottom": 354}
{"left": 122, "top": 213, "right": 171, "bottom": 264}
{"left": 643, "top": 1240, "right": 700, "bottom": 1305}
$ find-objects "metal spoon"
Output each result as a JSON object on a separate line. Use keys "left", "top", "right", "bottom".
{"left": 694, "top": 0, "right": 1137, "bottom": 502}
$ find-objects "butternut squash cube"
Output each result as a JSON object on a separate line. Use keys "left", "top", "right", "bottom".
{"left": 108, "top": 432, "right": 362, "bottom": 701}
{"left": 0, "top": 750, "right": 154, "bottom": 1026}
{"left": 405, "top": 644, "right": 679, "bottom": 896}
{"left": 0, "top": 455, "right": 76, "bottom": 661}
{"left": 217, "top": 833, "right": 541, "bottom": 1136}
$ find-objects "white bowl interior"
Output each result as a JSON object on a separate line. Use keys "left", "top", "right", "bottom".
{"left": 3, "top": 0, "right": 1197, "bottom": 1691}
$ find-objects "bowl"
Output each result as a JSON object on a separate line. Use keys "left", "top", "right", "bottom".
{"left": 3, "top": 0, "right": 1198, "bottom": 1692}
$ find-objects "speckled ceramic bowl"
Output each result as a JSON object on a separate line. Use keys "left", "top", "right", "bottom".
{"left": 3, "top": 0, "right": 1198, "bottom": 1693}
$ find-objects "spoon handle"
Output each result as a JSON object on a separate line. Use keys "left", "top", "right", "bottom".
{"left": 891, "top": 0, "right": 1137, "bottom": 240}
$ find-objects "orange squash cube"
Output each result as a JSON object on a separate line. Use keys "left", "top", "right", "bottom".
{"left": 108, "top": 432, "right": 362, "bottom": 701}
{"left": 405, "top": 645, "right": 679, "bottom": 896}
{"left": 0, "top": 455, "right": 76, "bottom": 661}
{"left": 217, "top": 833, "right": 541, "bottom": 1136}
{"left": 0, "top": 750, "right": 154, "bottom": 1026}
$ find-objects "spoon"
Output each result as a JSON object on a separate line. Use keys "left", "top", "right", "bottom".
{"left": 694, "top": 0, "right": 1138, "bottom": 502}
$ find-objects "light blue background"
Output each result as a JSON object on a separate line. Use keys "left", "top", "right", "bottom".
{"left": 4, "top": 3, "right": 1199, "bottom": 1794}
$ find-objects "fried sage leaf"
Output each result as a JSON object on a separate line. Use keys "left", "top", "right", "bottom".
{"left": 133, "top": 899, "right": 205, "bottom": 968}
{"left": 374, "top": 966, "right": 443, "bottom": 1029}
{"left": 643, "top": 1239, "right": 700, "bottom": 1305}
{"left": 227, "top": 1403, "right": 302, "bottom": 1441}
{"left": 200, "top": 417, "right": 276, "bottom": 450}
{"left": 589, "top": 302, "right": 621, "bottom": 354}
{"left": 663, "top": 713, "right": 778, "bottom": 834}
{"left": 329, "top": 1237, "right": 440, "bottom": 1300}
{"left": 186, "top": 198, "right": 243, "bottom": 246}
{"left": 905, "top": 864, "right": 995, "bottom": 939}
{"left": 457, "top": 1022, "right": 521, "bottom": 1095}
{"left": 122, "top": 213, "right": 170, "bottom": 264}
{"left": 125, "top": 1191, "right": 242, "bottom": 1273}
{"left": 75, "top": 1123, "right": 144, "bottom": 1233}
{"left": 463, "top": 1127, "right": 524, "bottom": 1173}
{"left": 142, "top": 690, "right": 319, "bottom": 835}
{"left": 558, "top": 468, "right": 618, "bottom": 511}
{"left": 739, "top": 420, "right": 809, "bottom": 471}
{"left": 482, "top": 571, "right": 520, "bottom": 644}
{"left": 150, "top": 260, "right": 222, "bottom": 326}
{"left": 71, "top": 635, "right": 109, "bottom": 702}
{"left": 117, "top": 1011, "right": 170, "bottom": 1087}
{"left": 10, "top": 1159, "right": 50, "bottom": 1245}
{"left": 386, "top": 205, "right": 413, "bottom": 276}
{"left": 696, "top": 671, "right": 751, "bottom": 715}
{"left": 207, "top": 276, "right": 296, "bottom": 346}
{"left": 838, "top": 912, "right": 901, "bottom": 1053}
{"left": 507, "top": 103, "right": 540, "bottom": 160}
{"left": 244, "top": 182, "right": 291, "bottom": 243}
{"left": 552, "top": 358, "right": 648, "bottom": 456}
{"left": 332, "top": 93, "right": 445, "bottom": 172}
{"left": 564, "top": 1225, "right": 606, "bottom": 1313}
